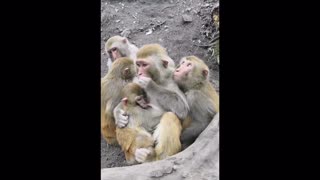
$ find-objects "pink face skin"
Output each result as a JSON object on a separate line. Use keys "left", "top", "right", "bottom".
{"left": 136, "top": 60, "right": 151, "bottom": 77}
{"left": 174, "top": 59, "right": 193, "bottom": 81}
{"left": 109, "top": 47, "right": 122, "bottom": 61}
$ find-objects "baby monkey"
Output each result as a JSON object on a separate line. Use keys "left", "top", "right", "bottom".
{"left": 115, "top": 83, "right": 157, "bottom": 164}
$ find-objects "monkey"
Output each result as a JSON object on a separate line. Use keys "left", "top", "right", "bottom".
{"left": 173, "top": 56, "right": 219, "bottom": 149}
{"left": 114, "top": 44, "right": 189, "bottom": 163}
{"left": 115, "top": 83, "right": 163, "bottom": 164}
{"left": 105, "top": 36, "right": 138, "bottom": 70}
{"left": 101, "top": 57, "right": 136, "bottom": 145}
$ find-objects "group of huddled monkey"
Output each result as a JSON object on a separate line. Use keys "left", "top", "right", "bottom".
{"left": 101, "top": 36, "right": 219, "bottom": 164}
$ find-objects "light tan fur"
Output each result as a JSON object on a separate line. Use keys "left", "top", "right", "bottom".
{"left": 175, "top": 56, "right": 219, "bottom": 148}
{"left": 115, "top": 83, "right": 157, "bottom": 163}
{"left": 105, "top": 36, "right": 138, "bottom": 70}
{"left": 154, "top": 112, "right": 182, "bottom": 160}
{"left": 115, "top": 44, "right": 189, "bottom": 163}
{"left": 186, "top": 56, "right": 219, "bottom": 112}
{"left": 101, "top": 57, "right": 136, "bottom": 144}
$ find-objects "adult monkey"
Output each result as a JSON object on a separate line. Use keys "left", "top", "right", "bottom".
{"left": 105, "top": 36, "right": 138, "bottom": 70}
{"left": 114, "top": 44, "right": 189, "bottom": 163}
{"left": 174, "top": 56, "right": 219, "bottom": 148}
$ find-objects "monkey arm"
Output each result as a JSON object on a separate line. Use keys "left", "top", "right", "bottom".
{"left": 180, "top": 122, "right": 207, "bottom": 144}
{"left": 186, "top": 90, "right": 217, "bottom": 119}
{"left": 180, "top": 90, "right": 217, "bottom": 145}
{"left": 146, "top": 80, "right": 189, "bottom": 120}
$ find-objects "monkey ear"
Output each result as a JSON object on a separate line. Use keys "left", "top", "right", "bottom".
{"left": 162, "top": 60, "right": 168, "bottom": 68}
{"left": 124, "top": 67, "right": 130, "bottom": 75}
{"left": 121, "top": 97, "right": 128, "bottom": 106}
{"left": 202, "top": 70, "right": 208, "bottom": 78}
{"left": 122, "top": 38, "right": 127, "bottom": 44}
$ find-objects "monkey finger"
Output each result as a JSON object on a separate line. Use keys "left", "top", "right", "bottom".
{"left": 118, "top": 120, "right": 128, "bottom": 127}
{"left": 119, "top": 114, "right": 129, "bottom": 120}
{"left": 135, "top": 154, "right": 147, "bottom": 163}
{"left": 139, "top": 76, "right": 151, "bottom": 82}
{"left": 117, "top": 123, "right": 125, "bottom": 128}
{"left": 135, "top": 148, "right": 150, "bottom": 161}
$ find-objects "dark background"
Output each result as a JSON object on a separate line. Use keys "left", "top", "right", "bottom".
{"left": 1, "top": 0, "right": 317, "bottom": 179}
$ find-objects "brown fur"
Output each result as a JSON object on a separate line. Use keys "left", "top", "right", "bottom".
{"left": 116, "top": 127, "right": 155, "bottom": 164}
{"left": 101, "top": 57, "right": 136, "bottom": 144}
{"left": 105, "top": 36, "right": 124, "bottom": 50}
{"left": 154, "top": 112, "right": 182, "bottom": 160}
{"left": 115, "top": 83, "right": 156, "bottom": 163}
{"left": 177, "top": 56, "right": 219, "bottom": 112}
{"left": 176, "top": 56, "right": 219, "bottom": 147}
{"left": 114, "top": 44, "right": 189, "bottom": 163}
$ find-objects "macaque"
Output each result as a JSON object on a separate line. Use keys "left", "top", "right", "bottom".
{"left": 114, "top": 44, "right": 189, "bottom": 163}
{"left": 105, "top": 36, "right": 138, "bottom": 70}
{"left": 115, "top": 83, "right": 163, "bottom": 164}
{"left": 174, "top": 56, "right": 219, "bottom": 148}
{"left": 101, "top": 57, "right": 136, "bottom": 144}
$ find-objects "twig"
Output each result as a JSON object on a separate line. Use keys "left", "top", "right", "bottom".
{"left": 193, "top": 35, "right": 219, "bottom": 47}
{"left": 193, "top": 43, "right": 214, "bottom": 47}
{"left": 161, "top": 5, "right": 176, "bottom": 12}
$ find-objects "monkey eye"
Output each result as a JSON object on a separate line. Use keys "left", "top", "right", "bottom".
{"left": 111, "top": 47, "right": 117, "bottom": 52}
{"left": 181, "top": 61, "right": 185, "bottom": 64}
{"left": 187, "top": 63, "right": 192, "bottom": 67}
{"left": 142, "top": 64, "right": 147, "bottom": 67}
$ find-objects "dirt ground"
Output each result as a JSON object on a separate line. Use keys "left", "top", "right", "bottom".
{"left": 101, "top": 0, "right": 219, "bottom": 169}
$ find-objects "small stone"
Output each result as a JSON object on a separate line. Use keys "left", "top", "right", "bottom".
{"left": 168, "top": 14, "right": 174, "bottom": 18}
{"left": 115, "top": 20, "right": 120, "bottom": 23}
{"left": 146, "top": 29, "right": 152, "bottom": 35}
{"left": 182, "top": 171, "right": 189, "bottom": 178}
{"left": 182, "top": 14, "right": 193, "bottom": 22}
{"left": 202, "top": 3, "right": 210, "bottom": 7}
{"left": 121, "top": 29, "right": 131, "bottom": 38}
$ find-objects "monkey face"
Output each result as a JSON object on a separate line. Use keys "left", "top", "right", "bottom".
{"left": 106, "top": 36, "right": 128, "bottom": 61}
{"left": 174, "top": 59, "right": 193, "bottom": 82}
{"left": 108, "top": 47, "right": 125, "bottom": 61}
{"left": 136, "top": 59, "right": 151, "bottom": 77}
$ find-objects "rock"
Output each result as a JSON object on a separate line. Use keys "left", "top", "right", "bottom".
{"left": 182, "top": 14, "right": 193, "bottom": 23}
{"left": 101, "top": 113, "right": 220, "bottom": 180}
{"left": 145, "top": 29, "right": 152, "bottom": 35}
{"left": 168, "top": 14, "right": 174, "bottom": 18}
{"left": 115, "top": 20, "right": 121, "bottom": 23}
{"left": 121, "top": 29, "right": 131, "bottom": 38}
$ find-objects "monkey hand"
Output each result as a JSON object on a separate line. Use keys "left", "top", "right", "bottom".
{"left": 135, "top": 76, "right": 152, "bottom": 89}
{"left": 135, "top": 148, "right": 151, "bottom": 163}
{"left": 116, "top": 109, "right": 129, "bottom": 128}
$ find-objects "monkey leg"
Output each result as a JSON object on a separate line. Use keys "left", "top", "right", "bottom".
{"left": 116, "top": 127, "right": 155, "bottom": 164}
{"left": 101, "top": 110, "right": 118, "bottom": 145}
{"left": 153, "top": 112, "right": 182, "bottom": 160}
